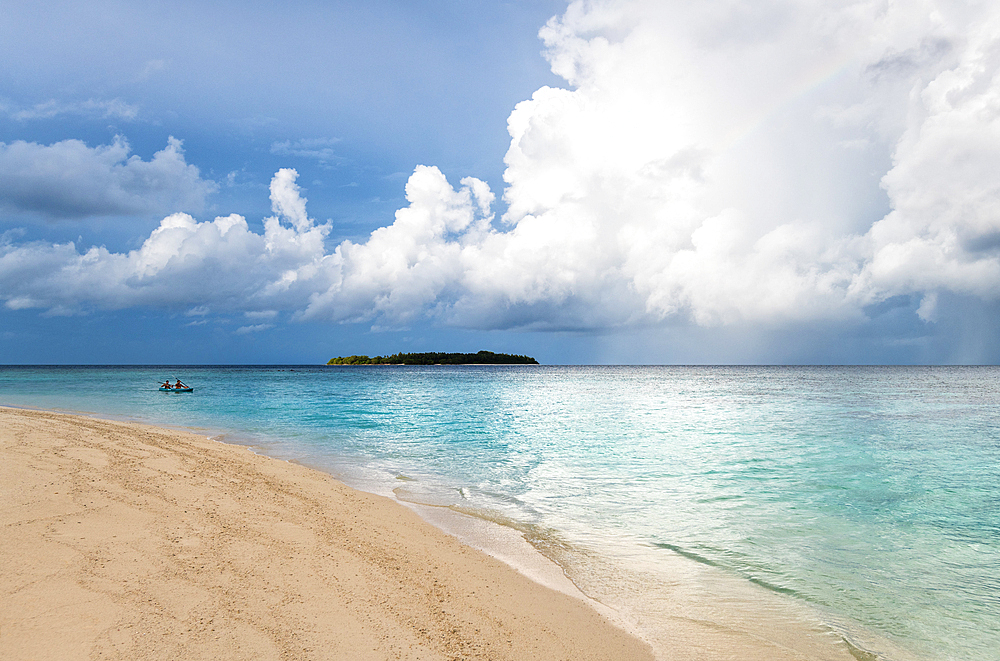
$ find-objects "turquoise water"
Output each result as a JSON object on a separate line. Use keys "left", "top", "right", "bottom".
{"left": 2, "top": 365, "right": 998, "bottom": 660}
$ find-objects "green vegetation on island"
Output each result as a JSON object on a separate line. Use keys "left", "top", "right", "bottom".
{"left": 327, "top": 351, "right": 539, "bottom": 365}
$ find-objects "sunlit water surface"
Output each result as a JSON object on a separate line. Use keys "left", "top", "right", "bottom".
{"left": 2, "top": 365, "right": 998, "bottom": 661}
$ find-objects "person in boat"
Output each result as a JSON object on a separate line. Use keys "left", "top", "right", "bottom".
{"left": 162, "top": 380, "right": 172, "bottom": 389}
{"left": 175, "top": 379, "right": 187, "bottom": 389}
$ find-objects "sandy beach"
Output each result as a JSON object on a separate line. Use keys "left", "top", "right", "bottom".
{"left": 0, "top": 406, "right": 652, "bottom": 661}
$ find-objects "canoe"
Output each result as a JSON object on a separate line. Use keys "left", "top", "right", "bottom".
{"left": 159, "top": 387, "right": 194, "bottom": 392}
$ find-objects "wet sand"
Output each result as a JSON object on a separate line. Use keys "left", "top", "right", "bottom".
{"left": 0, "top": 406, "right": 653, "bottom": 660}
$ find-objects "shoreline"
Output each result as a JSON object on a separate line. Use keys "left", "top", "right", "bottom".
{"left": 0, "top": 402, "right": 904, "bottom": 661}
{"left": 0, "top": 406, "right": 652, "bottom": 660}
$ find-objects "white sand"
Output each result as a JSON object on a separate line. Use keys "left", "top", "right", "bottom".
{"left": 0, "top": 406, "right": 653, "bottom": 660}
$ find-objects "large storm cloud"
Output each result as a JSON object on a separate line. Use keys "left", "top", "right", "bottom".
{"left": 3, "top": 0, "right": 1000, "bottom": 337}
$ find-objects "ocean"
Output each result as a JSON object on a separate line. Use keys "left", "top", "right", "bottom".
{"left": 2, "top": 365, "right": 997, "bottom": 661}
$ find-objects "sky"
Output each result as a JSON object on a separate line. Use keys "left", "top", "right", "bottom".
{"left": 3, "top": 0, "right": 1000, "bottom": 364}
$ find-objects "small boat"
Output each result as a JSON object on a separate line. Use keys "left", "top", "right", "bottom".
{"left": 159, "top": 382, "right": 194, "bottom": 392}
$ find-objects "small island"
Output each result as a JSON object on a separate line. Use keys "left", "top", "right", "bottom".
{"left": 327, "top": 351, "right": 538, "bottom": 365}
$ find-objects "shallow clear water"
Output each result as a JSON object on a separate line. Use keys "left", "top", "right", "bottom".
{"left": 2, "top": 365, "right": 998, "bottom": 661}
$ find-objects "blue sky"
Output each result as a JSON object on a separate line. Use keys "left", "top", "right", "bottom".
{"left": 3, "top": 0, "right": 1000, "bottom": 364}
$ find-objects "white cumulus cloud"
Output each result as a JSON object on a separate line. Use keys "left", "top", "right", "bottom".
{"left": 0, "top": 168, "right": 328, "bottom": 314}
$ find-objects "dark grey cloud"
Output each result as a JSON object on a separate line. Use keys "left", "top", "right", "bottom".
{"left": 0, "top": 136, "right": 217, "bottom": 219}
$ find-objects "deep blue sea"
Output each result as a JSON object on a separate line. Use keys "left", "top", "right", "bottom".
{"left": 2, "top": 365, "right": 997, "bottom": 661}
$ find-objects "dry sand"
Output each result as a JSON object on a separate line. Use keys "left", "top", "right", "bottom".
{"left": 0, "top": 406, "right": 653, "bottom": 661}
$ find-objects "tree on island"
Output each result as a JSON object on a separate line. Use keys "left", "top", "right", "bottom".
{"left": 326, "top": 351, "right": 538, "bottom": 365}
